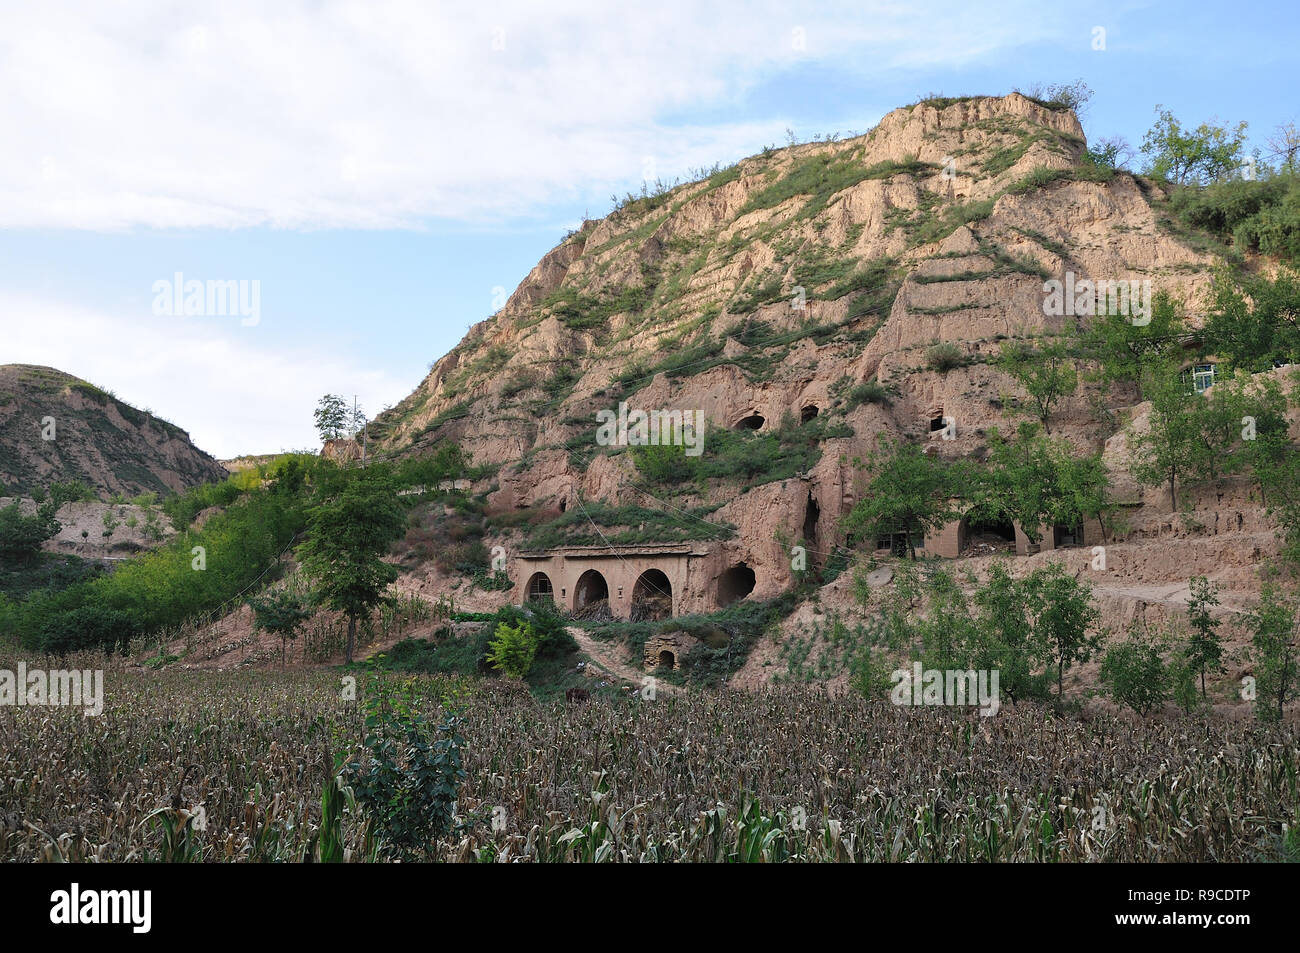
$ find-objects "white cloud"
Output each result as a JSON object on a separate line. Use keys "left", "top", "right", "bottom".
{"left": 0, "top": 0, "right": 1064, "bottom": 230}
{"left": 0, "top": 291, "right": 407, "bottom": 458}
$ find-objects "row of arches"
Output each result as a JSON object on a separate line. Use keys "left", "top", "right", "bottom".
{"left": 523, "top": 562, "right": 757, "bottom": 618}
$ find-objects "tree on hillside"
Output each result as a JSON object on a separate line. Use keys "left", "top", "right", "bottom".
{"left": 1267, "top": 121, "right": 1300, "bottom": 174}
{"left": 297, "top": 472, "right": 407, "bottom": 663}
{"left": 1077, "top": 289, "right": 1186, "bottom": 394}
{"left": 1245, "top": 375, "right": 1300, "bottom": 564}
{"left": 1140, "top": 107, "right": 1249, "bottom": 185}
{"left": 249, "top": 589, "right": 313, "bottom": 669}
{"left": 1202, "top": 267, "right": 1300, "bottom": 372}
{"left": 314, "top": 394, "right": 349, "bottom": 444}
{"left": 971, "top": 561, "right": 1049, "bottom": 704}
{"left": 1099, "top": 621, "right": 1169, "bottom": 715}
{"left": 1183, "top": 369, "right": 1287, "bottom": 487}
{"left": 997, "top": 340, "right": 1078, "bottom": 433}
{"left": 973, "top": 422, "right": 1112, "bottom": 545}
{"left": 1024, "top": 562, "right": 1105, "bottom": 699}
{"left": 1129, "top": 360, "right": 1200, "bottom": 509}
{"left": 843, "top": 440, "right": 968, "bottom": 560}
{"left": 0, "top": 499, "right": 60, "bottom": 566}
{"left": 1248, "top": 584, "right": 1299, "bottom": 724}
{"left": 1086, "top": 136, "right": 1135, "bottom": 172}
{"left": 1184, "top": 576, "right": 1225, "bottom": 699}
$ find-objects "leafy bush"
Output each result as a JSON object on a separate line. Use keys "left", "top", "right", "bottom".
{"left": 345, "top": 678, "right": 467, "bottom": 861}
{"left": 36, "top": 605, "right": 137, "bottom": 654}
{"left": 1099, "top": 624, "right": 1169, "bottom": 714}
{"left": 1169, "top": 173, "right": 1300, "bottom": 263}
{"left": 926, "top": 342, "right": 967, "bottom": 372}
{"left": 844, "top": 380, "right": 889, "bottom": 409}
{"left": 487, "top": 620, "right": 541, "bottom": 679}
{"left": 0, "top": 499, "right": 60, "bottom": 565}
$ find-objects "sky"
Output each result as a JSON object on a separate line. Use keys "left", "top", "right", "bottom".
{"left": 0, "top": 0, "right": 1296, "bottom": 458}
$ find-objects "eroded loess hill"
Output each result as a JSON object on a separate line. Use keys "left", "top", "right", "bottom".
{"left": 360, "top": 93, "right": 1295, "bottom": 695}
{"left": 0, "top": 364, "right": 228, "bottom": 497}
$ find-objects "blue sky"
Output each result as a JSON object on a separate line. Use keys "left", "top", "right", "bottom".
{"left": 1, "top": 0, "right": 1296, "bottom": 457}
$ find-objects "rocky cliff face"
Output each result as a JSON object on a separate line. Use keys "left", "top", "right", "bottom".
{"left": 369, "top": 93, "right": 1294, "bottom": 691}
{"left": 0, "top": 364, "right": 228, "bottom": 497}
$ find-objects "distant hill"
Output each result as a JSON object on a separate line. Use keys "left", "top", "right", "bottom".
{"left": 0, "top": 364, "right": 228, "bottom": 497}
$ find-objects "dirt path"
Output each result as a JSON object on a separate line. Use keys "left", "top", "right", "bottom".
{"left": 566, "top": 625, "right": 679, "bottom": 695}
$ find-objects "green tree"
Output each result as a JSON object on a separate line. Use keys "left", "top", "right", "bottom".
{"left": 1077, "top": 289, "right": 1186, "bottom": 393}
{"left": 974, "top": 422, "right": 1111, "bottom": 544}
{"left": 1024, "top": 562, "right": 1105, "bottom": 699}
{"left": 997, "top": 340, "right": 1078, "bottom": 433}
{"left": 1248, "top": 584, "right": 1299, "bottom": 723}
{"left": 1129, "top": 359, "right": 1200, "bottom": 509}
{"left": 314, "top": 394, "right": 349, "bottom": 443}
{"left": 249, "top": 589, "right": 313, "bottom": 668}
{"left": 297, "top": 472, "right": 407, "bottom": 663}
{"left": 0, "top": 499, "right": 60, "bottom": 565}
{"left": 1202, "top": 267, "right": 1300, "bottom": 372}
{"left": 1140, "top": 107, "right": 1248, "bottom": 185}
{"left": 1099, "top": 622, "right": 1169, "bottom": 715}
{"left": 972, "top": 561, "right": 1049, "bottom": 704}
{"left": 1184, "top": 576, "right": 1224, "bottom": 699}
{"left": 843, "top": 440, "right": 969, "bottom": 560}
{"left": 1246, "top": 376, "right": 1300, "bottom": 564}
{"left": 1167, "top": 636, "right": 1204, "bottom": 713}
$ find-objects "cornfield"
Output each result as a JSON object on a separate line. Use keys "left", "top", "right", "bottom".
{"left": 1, "top": 660, "right": 1297, "bottom": 862}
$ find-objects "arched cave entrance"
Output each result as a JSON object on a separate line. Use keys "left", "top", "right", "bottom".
{"left": 800, "top": 405, "right": 819, "bottom": 423}
{"left": 631, "top": 568, "right": 673, "bottom": 621}
{"left": 734, "top": 413, "right": 765, "bottom": 431}
{"left": 717, "top": 563, "right": 756, "bottom": 607}
{"left": 960, "top": 514, "right": 1016, "bottom": 554}
{"left": 573, "top": 569, "right": 610, "bottom": 617}
{"left": 657, "top": 650, "right": 676, "bottom": 669}
{"left": 525, "top": 571, "right": 554, "bottom": 603}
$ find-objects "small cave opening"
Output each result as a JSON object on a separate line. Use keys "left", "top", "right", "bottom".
{"left": 717, "top": 563, "right": 756, "bottom": 606}
{"left": 558, "top": 499, "right": 567, "bottom": 513}
{"left": 657, "top": 650, "right": 676, "bottom": 669}
{"left": 929, "top": 414, "right": 947, "bottom": 433}
{"left": 800, "top": 405, "right": 819, "bottom": 423}
{"left": 802, "top": 493, "right": 820, "bottom": 550}
{"left": 734, "top": 414, "right": 765, "bottom": 431}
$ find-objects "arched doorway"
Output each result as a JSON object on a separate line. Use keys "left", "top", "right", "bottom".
{"left": 631, "top": 568, "right": 673, "bottom": 621}
{"left": 573, "top": 569, "right": 610, "bottom": 617}
{"left": 525, "top": 571, "right": 554, "bottom": 602}
{"left": 734, "top": 413, "right": 765, "bottom": 431}
{"left": 717, "top": 563, "right": 756, "bottom": 606}
{"left": 959, "top": 514, "right": 1016, "bottom": 554}
{"left": 657, "top": 650, "right": 676, "bottom": 669}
